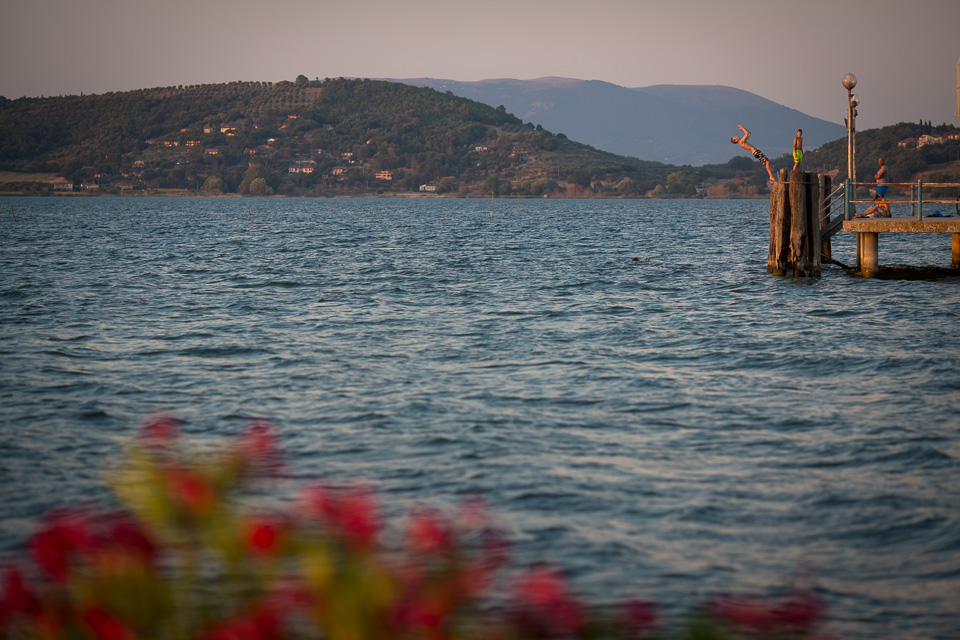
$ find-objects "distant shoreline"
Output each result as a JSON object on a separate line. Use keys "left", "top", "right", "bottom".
{"left": 0, "top": 190, "right": 769, "bottom": 200}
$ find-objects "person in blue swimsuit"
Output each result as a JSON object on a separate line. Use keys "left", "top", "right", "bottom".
{"left": 875, "top": 158, "right": 888, "bottom": 198}
{"left": 731, "top": 125, "right": 776, "bottom": 182}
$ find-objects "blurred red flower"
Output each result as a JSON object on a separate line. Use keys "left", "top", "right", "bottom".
{"left": 245, "top": 516, "right": 285, "bottom": 557}
{"left": 772, "top": 592, "right": 824, "bottom": 630}
{"left": 203, "top": 604, "right": 283, "bottom": 640}
{"left": 141, "top": 414, "right": 180, "bottom": 448}
{"left": 708, "top": 594, "right": 773, "bottom": 631}
{"left": 237, "top": 420, "right": 282, "bottom": 476}
{"left": 480, "top": 526, "right": 511, "bottom": 570}
{"left": 512, "top": 567, "right": 585, "bottom": 638}
{"left": 103, "top": 513, "right": 157, "bottom": 566}
{"left": 0, "top": 565, "right": 40, "bottom": 620}
{"left": 301, "top": 485, "right": 380, "bottom": 552}
{"left": 407, "top": 506, "right": 452, "bottom": 556}
{"left": 163, "top": 467, "right": 216, "bottom": 517}
{"left": 29, "top": 510, "right": 94, "bottom": 582}
{"left": 620, "top": 599, "right": 658, "bottom": 632}
{"left": 0, "top": 419, "right": 831, "bottom": 640}
{"left": 83, "top": 607, "right": 135, "bottom": 640}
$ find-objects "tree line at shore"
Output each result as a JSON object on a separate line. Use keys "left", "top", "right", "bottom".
{"left": 2, "top": 77, "right": 957, "bottom": 197}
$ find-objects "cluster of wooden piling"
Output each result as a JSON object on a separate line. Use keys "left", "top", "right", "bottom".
{"left": 768, "top": 169, "right": 825, "bottom": 277}
{"left": 768, "top": 171, "right": 960, "bottom": 277}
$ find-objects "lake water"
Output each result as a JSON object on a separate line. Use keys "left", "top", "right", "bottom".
{"left": 1, "top": 196, "right": 958, "bottom": 638}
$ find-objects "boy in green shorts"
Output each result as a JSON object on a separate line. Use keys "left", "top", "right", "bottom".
{"left": 793, "top": 129, "right": 803, "bottom": 170}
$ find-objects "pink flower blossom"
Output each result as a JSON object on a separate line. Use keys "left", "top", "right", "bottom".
{"left": 233, "top": 420, "right": 283, "bottom": 478}
{"left": 301, "top": 484, "right": 337, "bottom": 521}
{"left": 456, "top": 562, "right": 494, "bottom": 597}
{"left": 203, "top": 604, "right": 283, "bottom": 640}
{"left": 163, "top": 467, "right": 216, "bottom": 517}
{"left": 245, "top": 516, "right": 285, "bottom": 557}
{"left": 0, "top": 565, "right": 40, "bottom": 620}
{"left": 83, "top": 607, "right": 135, "bottom": 640}
{"left": 103, "top": 514, "right": 157, "bottom": 567}
{"left": 511, "top": 567, "right": 585, "bottom": 638}
{"left": 301, "top": 485, "right": 380, "bottom": 551}
{"left": 708, "top": 594, "right": 773, "bottom": 631}
{"left": 392, "top": 595, "right": 447, "bottom": 633}
{"left": 337, "top": 487, "right": 379, "bottom": 551}
{"left": 772, "top": 592, "right": 824, "bottom": 631}
{"left": 619, "top": 599, "right": 658, "bottom": 632}
{"left": 407, "top": 506, "right": 452, "bottom": 556}
{"left": 456, "top": 495, "right": 492, "bottom": 530}
{"left": 514, "top": 567, "right": 568, "bottom": 606}
{"left": 241, "top": 421, "right": 276, "bottom": 459}
{"left": 480, "top": 526, "right": 511, "bottom": 570}
{"left": 29, "top": 510, "right": 94, "bottom": 582}
{"left": 141, "top": 414, "right": 180, "bottom": 448}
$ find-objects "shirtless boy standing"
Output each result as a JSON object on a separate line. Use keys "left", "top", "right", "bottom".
{"left": 875, "top": 158, "right": 888, "bottom": 198}
{"left": 731, "top": 125, "right": 776, "bottom": 182}
{"left": 792, "top": 129, "right": 803, "bottom": 170}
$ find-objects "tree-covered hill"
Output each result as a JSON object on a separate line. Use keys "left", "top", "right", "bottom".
{"left": 3, "top": 78, "right": 955, "bottom": 198}
{"left": 0, "top": 77, "right": 699, "bottom": 197}
{"left": 0, "top": 81, "right": 320, "bottom": 171}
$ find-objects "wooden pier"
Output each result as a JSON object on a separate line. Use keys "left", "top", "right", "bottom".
{"left": 769, "top": 170, "right": 960, "bottom": 278}
{"left": 843, "top": 217, "right": 960, "bottom": 277}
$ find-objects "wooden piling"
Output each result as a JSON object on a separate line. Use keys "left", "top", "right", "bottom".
{"left": 767, "top": 169, "right": 790, "bottom": 275}
{"left": 806, "top": 172, "right": 821, "bottom": 277}
{"left": 788, "top": 170, "right": 808, "bottom": 276}
{"left": 767, "top": 170, "right": 821, "bottom": 277}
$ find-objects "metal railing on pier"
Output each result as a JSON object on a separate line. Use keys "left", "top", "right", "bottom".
{"left": 819, "top": 181, "right": 846, "bottom": 241}
{"left": 840, "top": 180, "right": 960, "bottom": 221}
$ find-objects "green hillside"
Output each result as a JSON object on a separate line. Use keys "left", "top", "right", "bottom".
{"left": 2, "top": 78, "right": 957, "bottom": 198}
{"left": 0, "top": 77, "right": 690, "bottom": 197}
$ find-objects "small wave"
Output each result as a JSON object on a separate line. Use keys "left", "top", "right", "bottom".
{"left": 805, "top": 307, "right": 871, "bottom": 318}
{"left": 42, "top": 347, "right": 98, "bottom": 360}
{"left": 174, "top": 345, "right": 272, "bottom": 358}
{"left": 77, "top": 408, "right": 110, "bottom": 421}
{"left": 158, "top": 331, "right": 217, "bottom": 341}
{"left": 875, "top": 445, "right": 955, "bottom": 467}
{"left": 231, "top": 280, "right": 307, "bottom": 289}
{"left": 48, "top": 333, "right": 92, "bottom": 342}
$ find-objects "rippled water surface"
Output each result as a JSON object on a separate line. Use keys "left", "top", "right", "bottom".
{"left": 1, "top": 197, "right": 959, "bottom": 638}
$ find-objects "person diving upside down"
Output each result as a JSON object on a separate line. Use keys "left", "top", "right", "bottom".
{"left": 731, "top": 125, "right": 776, "bottom": 182}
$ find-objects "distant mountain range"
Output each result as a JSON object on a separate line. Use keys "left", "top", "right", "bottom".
{"left": 394, "top": 78, "right": 846, "bottom": 167}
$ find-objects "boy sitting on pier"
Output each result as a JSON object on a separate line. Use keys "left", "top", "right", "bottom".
{"left": 731, "top": 125, "right": 776, "bottom": 182}
{"left": 855, "top": 193, "right": 891, "bottom": 218}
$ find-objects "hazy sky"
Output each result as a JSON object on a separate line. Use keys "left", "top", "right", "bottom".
{"left": 2, "top": 0, "right": 957, "bottom": 130}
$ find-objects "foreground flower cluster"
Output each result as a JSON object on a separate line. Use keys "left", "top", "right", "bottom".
{"left": 1, "top": 417, "right": 828, "bottom": 639}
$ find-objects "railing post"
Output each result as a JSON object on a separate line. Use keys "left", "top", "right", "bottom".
{"left": 844, "top": 180, "right": 848, "bottom": 219}
{"left": 917, "top": 180, "right": 923, "bottom": 220}
{"left": 820, "top": 174, "right": 832, "bottom": 259}
{"left": 844, "top": 179, "right": 853, "bottom": 219}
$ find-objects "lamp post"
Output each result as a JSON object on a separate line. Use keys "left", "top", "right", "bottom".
{"left": 842, "top": 74, "right": 858, "bottom": 184}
